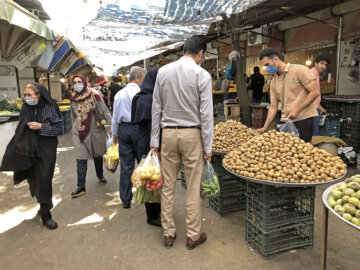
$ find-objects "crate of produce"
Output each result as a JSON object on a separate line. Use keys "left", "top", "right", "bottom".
{"left": 209, "top": 192, "right": 246, "bottom": 216}
{"left": 245, "top": 218, "right": 314, "bottom": 259}
{"left": 341, "top": 102, "right": 360, "bottom": 121}
{"left": 322, "top": 100, "right": 343, "bottom": 114}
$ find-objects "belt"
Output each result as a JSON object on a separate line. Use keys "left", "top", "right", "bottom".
{"left": 163, "top": 126, "right": 201, "bottom": 130}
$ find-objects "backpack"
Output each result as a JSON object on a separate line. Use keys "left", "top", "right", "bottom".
{"left": 225, "top": 60, "right": 237, "bottom": 80}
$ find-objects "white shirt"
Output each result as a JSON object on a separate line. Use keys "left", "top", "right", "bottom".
{"left": 150, "top": 56, "right": 214, "bottom": 153}
{"left": 111, "top": 82, "right": 140, "bottom": 137}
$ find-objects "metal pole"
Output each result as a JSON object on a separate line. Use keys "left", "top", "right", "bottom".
{"left": 321, "top": 205, "right": 329, "bottom": 270}
{"left": 335, "top": 16, "right": 342, "bottom": 95}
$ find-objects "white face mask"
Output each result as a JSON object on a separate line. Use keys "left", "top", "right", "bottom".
{"left": 74, "top": 83, "right": 84, "bottom": 92}
{"left": 24, "top": 97, "right": 38, "bottom": 106}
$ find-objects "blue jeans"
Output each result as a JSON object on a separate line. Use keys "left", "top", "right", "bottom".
{"left": 312, "top": 109, "right": 321, "bottom": 136}
{"left": 118, "top": 123, "right": 139, "bottom": 204}
{"left": 76, "top": 157, "right": 103, "bottom": 188}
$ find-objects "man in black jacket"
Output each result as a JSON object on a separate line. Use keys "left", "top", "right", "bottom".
{"left": 247, "top": 66, "right": 265, "bottom": 104}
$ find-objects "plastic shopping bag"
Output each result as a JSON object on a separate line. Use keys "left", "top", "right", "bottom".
{"left": 106, "top": 134, "right": 112, "bottom": 151}
{"left": 104, "top": 143, "right": 119, "bottom": 173}
{"left": 277, "top": 120, "right": 299, "bottom": 137}
{"left": 131, "top": 156, "right": 146, "bottom": 188}
{"left": 139, "top": 150, "right": 163, "bottom": 191}
{"left": 134, "top": 186, "right": 161, "bottom": 204}
{"left": 200, "top": 161, "right": 220, "bottom": 197}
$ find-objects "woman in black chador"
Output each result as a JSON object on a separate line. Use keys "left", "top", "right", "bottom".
{"left": 1, "top": 83, "right": 63, "bottom": 230}
{"left": 131, "top": 68, "right": 161, "bottom": 227}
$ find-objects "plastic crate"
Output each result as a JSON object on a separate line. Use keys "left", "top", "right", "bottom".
{"left": 246, "top": 181, "right": 315, "bottom": 205}
{"left": 209, "top": 193, "right": 246, "bottom": 216}
{"left": 342, "top": 102, "right": 360, "bottom": 121}
{"left": 245, "top": 219, "right": 314, "bottom": 259}
{"left": 322, "top": 100, "right": 343, "bottom": 114}
{"left": 246, "top": 193, "right": 315, "bottom": 231}
{"left": 252, "top": 116, "right": 266, "bottom": 128}
{"left": 319, "top": 127, "right": 340, "bottom": 137}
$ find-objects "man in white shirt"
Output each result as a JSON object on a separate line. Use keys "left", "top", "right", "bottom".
{"left": 112, "top": 66, "right": 145, "bottom": 208}
{"left": 151, "top": 36, "right": 213, "bottom": 250}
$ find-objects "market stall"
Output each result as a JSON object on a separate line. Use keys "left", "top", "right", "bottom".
{"left": 220, "top": 129, "right": 347, "bottom": 258}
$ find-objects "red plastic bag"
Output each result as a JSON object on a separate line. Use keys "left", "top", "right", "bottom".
{"left": 139, "top": 150, "right": 163, "bottom": 191}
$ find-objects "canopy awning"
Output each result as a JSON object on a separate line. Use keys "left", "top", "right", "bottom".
{"left": 0, "top": 0, "right": 55, "bottom": 41}
{"left": 65, "top": 56, "right": 91, "bottom": 76}
{"left": 47, "top": 37, "right": 74, "bottom": 72}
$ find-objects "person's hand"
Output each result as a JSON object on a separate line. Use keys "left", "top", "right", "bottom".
{"left": 108, "top": 100, "right": 111, "bottom": 107}
{"left": 108, "top": 127, "right": 112, "bottom": 136}
{"left": 151, "top": 147, "right": 158, "bottom": 153}
{"left": 27, "top": 122, "right": 42, "bottom": 130}
{"left": 320, "top": 109, "right": 327, "bottom": 115}
{"left": 287, "top": 108, "right": 301, "bottom": 120}
{"left": 113, "top": 136, "right": 118, "bottom": 145}
{"left": 204, "top": 152, "right": 212, "bottom": 161}
{"left": 257, "top": 127, "right": 267, "bottom": 134}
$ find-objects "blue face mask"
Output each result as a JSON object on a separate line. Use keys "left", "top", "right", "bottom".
{"left": 266, "top": 65, "right": 279, "bottom": 73}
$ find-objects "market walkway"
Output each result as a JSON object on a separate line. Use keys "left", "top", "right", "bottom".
{"left": 0, "top": 133, "right": 358, "bottom": 270}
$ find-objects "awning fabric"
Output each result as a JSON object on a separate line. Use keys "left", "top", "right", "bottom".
{"left": 47, "top": 38, "right": 73, "bottom": 72}
{"left": 65, "top": 56, "right": 91, "bottom": 76}
{"left": 0, "top": 0, "right": 55, "bottom": 41}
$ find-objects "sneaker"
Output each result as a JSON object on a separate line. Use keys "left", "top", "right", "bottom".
{"left": 71, "top": 187, "right": 86, "bottom": 198}
{"left": 98, "top": 177, "right": 107, "bottom": 184}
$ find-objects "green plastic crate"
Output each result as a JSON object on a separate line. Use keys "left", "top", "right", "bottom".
{"left": 246, "top": 193, "right": 315, "bottom": 231}
{"left": 246, "top": 181, "right": 315, "bottom": 205}
{"left": 245, "top": 218, "right": 314, "bottom": 259}
{"left": 209, "top": 193, "right": 246, "bottom": 216}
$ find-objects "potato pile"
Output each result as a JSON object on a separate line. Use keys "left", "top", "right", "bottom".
{"left": 223, "top": 130, "right": 346, "bottom": 184}
{"left": 212, "top": 120, "right": 259, "bottom": 152}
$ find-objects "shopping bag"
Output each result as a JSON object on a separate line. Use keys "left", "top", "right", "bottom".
{"left": 131, "top": 156, "right": 146, "bottom": 188}
{"left": 103, "top": 143, "right": 119, "bottom": 173}
{"left": 134, "top": 187, "right": 161, "bottom": 204}
{"left": 106, "top": 134, "right": 112, "bottom": 151}
{"left": 139, "top": 150, "right": 163, "bottom": 191}
{"left": 277, "top": 120, "right": 299, "bottom": 137}
{"left": 200, "top": 161, "right": 220, "bottom": 197}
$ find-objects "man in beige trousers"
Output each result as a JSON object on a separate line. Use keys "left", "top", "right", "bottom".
{"left": 150, "top": 36, "right": 213, "bottom": 250}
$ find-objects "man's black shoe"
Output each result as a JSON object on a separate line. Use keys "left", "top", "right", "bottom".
{"left": 98, "top": 177, "right": 107, "bottom": 184}
{"left": 71, "top": 187, "right": 86, "bottom": 198}
{"left": 147, "top": 216, "right": 162, "bottom": 227}
{"left": 42, "top": 218, "right": 58, "bottom": 230}
{"left": 123, "top": 203, "right": 131, "bottom": 209}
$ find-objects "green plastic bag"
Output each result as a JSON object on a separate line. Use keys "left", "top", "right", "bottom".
{"left": 200, "top": 161, "right": 220, "bottom": 197}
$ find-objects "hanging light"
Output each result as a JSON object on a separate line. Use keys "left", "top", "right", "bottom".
{"left": 60, "top": 78, "right": 66, "bottom": 83}
{"left": 305, "top": 59, "right": 312, "bottom": 66}
{"left": 262, "top": 66, "right": 267, "bottom": 70}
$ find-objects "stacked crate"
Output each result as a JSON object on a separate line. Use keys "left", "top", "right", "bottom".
{"left": 319, "top": 116, "right": 340, "bottom": 137}
{"left": 61, "top": 110, "right": 72, "bottom": 134}
{"left": 224, "top": 104, "right": 240, "bottom": 122}
{"left": 322, "top": 100, "right": 343, "bottom": 114}
{"left": 208, "top": 154, "right": 246, "bottom": 216}
{"left": 341, "top": 102, "right": 360, "bottom": 152}
{"left": 252, "top": 107, "right": 268, "bottom": 128}
{"left": 245, "top": 182, "right": 315, "bottom": 258}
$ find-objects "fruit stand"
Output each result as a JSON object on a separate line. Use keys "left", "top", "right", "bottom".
{"left": 321, "top": 176, "right": 360, "bottom": 270}
{"left": 220, "top": 129, "right": 347, "bottom": 258}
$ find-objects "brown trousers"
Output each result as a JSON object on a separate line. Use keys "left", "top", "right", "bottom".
{"left": 161, "top": 128, "right": 205, "bottom": 241}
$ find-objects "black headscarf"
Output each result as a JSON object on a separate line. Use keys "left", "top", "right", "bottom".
{"left": 1, "top": 83, "right": 60, "bottom": 173}
{"left": 131, "top": 68, "right": 159, "bottom": 124}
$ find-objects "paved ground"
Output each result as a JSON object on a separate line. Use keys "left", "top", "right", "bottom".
{"left": 0, "top": 132, "right": 359, "bottom": 270}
